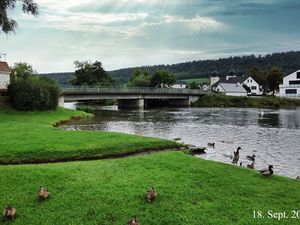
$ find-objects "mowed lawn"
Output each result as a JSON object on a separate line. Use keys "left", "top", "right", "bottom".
{"left": 0, "top": 152, "right": 299, "bottom": 225}
{"left": 0, "top": 107, "right": 179, "bottom": 164}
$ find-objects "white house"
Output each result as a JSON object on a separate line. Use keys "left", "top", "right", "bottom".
{"left": 279, "top": 69, "right": 300, "bottom": 99}
{"left": 210, "top": 76, "right": 220, "bottom": 86}
{"left": 0, "top": 61, "right": 11, "bottom": 91}
{"left": 215, "top": 83, "right": 247, "bottom": 96}
{"left": 212, "top": 75, "right": 261, "bottom": 95}
{"left": 242, "top": 76, "right": 261, "bottom": 95}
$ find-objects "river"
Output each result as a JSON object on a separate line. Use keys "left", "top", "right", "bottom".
{"left": 64, "top": 103, "right": 300, "bottom": 178}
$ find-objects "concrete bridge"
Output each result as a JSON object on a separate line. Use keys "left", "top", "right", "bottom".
{"left": 60, "top": 86, "right": 209, "bottom": 108}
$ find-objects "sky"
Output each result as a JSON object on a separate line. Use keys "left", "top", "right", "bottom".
{"left": 1, "top": 0, "right": 300, "bottom": 73}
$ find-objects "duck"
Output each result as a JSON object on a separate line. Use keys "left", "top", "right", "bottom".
{"left": 37, "top": 187, "right": 50, "bottom": 200}
{"left": 207, "top": 142, "right": 215, "bottom": 148}
{"left": 2, "top": 206, "right": 16, "bottom": 222}
{"left": 146, "top": 187, "right": 157, "bottom": 202}
{"left": 258, "top": 165, "right": 274, "bottom": 177}
{"left": 232, "top": 147, "right": 241, "bottom": 165}
{"left": 247, "top": 161, "right": 255, "bottom": 169}
{"left": 246, "top": 154, "right": 256, "bottom": 161}
{"left": 128, "top": 216, "right": 139, "bottom": 225}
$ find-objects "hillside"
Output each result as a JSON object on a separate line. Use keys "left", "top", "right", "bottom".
{"left": 40, "top": 51, "right": 300, "bottom": 85}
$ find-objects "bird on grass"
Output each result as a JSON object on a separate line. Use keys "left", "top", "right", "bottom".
{"left": 247, "top": 161, "right": 255, "bottom": 169}
{"left": 232, "top": 147, "right": 241, "bottom": 165}
{"left": 128, "top": 216, "right": 139, "bottom": 225}
{"left": 207, "top": 142, "right": 215, "bottom": 148}
{"left": 37, "top": 187, "right": 50, "bottom": 200}
{"left": 2, "top": 206, "right": 16, "bottom": 222}
{"left": 258, "top": 165, "right": 274, "bottom": 177}
{"left": 246, "top": 154, "right": 256, "bottom": 161}
{"left": 146, "top": 187, "right": 157, "bottom": 202}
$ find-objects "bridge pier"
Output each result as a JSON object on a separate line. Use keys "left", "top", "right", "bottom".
{"left": 118, "top": 99, "right": 144, "bottom": 109}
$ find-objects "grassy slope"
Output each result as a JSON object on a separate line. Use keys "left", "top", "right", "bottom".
{"left": 0, "top": 152, "right": 299, "bottom": 225}
{"left": 0, "top": 107, "right": 179, "bottom": 164}
{"left": 193, "top": 94, "right": 300, "bottom": 108}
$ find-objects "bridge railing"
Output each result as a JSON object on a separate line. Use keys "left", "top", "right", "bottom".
{"left": 61, "top": 85, "right": 209, "bottom": 95}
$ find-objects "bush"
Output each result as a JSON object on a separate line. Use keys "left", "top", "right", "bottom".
{"left": 8, "top": 77, "right": 60, "bottom": 111}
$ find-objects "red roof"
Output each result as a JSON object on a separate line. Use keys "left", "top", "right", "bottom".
{"left": 0, "top": 62, "right": 11, "bottom": 73}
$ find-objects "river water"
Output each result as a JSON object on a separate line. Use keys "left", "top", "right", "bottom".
{"left": 64, "top": 104, "right": 300, "bottom": 178}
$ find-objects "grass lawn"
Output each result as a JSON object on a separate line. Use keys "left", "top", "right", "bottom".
{"left": 0, "top": 151, "right": 299, "bottom": 225}
{"left": 0, "top": 107, "right": 179, "bottom": 164}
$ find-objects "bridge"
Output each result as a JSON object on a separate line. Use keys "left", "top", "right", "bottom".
{"left": 60, "top": 86, "right": 209, "bottom": 108}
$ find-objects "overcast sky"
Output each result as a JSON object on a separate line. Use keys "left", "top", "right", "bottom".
{"left": 1, "top": 0, "right": 300, "bottom": 73}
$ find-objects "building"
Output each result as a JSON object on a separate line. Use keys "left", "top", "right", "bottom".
{"left": 212, "top": 75, "right": 261, "bottom": 95}
{"left": 0, "top": 61, "right": 11, "bottom": 92}
{"left": 171, "top": 81, "right": 187, "bottom": 89}
{"left": 279, "top": 69, "right": 300, "bottom": 99}
{"left": 210, "top": 76, "right": 220, "bottom": 86}
{"left": 215, "top": 83, "right": 247, "bottom": 96}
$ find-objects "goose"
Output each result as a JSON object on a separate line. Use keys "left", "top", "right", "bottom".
{"left": 128, "top": 216, "right": 139, "bottom": 225}
{"left": 246, "top": 154, "right": 256, "bottom": 161}
{"left": 247, "top": 161, "right": 255, "bottom": 169}
{"left": 2, "top": 206, "right": 16, "bottom": 222}
{"left": 232, "top": 147, "right": 241, "bottom": 165}
{"left": 146, "top": 187, "right": 157, "bottom": 202}
{"left": 258, "top": 165, "right": 274, "bottom": 177}
{"left": 207, "top": 142, "right": 215, "bottom": 148}
{"left": 37, "top": 187, "right": 50, "bottom": 200}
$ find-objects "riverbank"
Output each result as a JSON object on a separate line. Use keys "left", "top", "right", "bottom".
{"left": 1, "top": 151, "right": 299, "bottom": 225}
{"left": 0, "top": 106, "right": 179, "bottom": 164}
{"left": 193, "top": 94, "right": 300, "bottom": 108}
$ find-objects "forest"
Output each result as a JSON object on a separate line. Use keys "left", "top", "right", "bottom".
{"left": 40, "top": 51, "right": 300, "bottom": 85}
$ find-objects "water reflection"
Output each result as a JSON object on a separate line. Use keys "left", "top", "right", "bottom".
{"left": 64, "top": 105, "right": 300, "bottom": 178}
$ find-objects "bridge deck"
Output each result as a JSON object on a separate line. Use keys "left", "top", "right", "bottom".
{"left": 61, "top": 86, "right": 208, "bottom": 96}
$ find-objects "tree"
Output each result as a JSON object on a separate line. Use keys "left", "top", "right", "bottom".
{"left": 187, "top": 81, "right": 199, "bottom": 89}
{"left": 149, "top": 70, "right": 176, "bottom": 88}
{"left": 11, "top": 62, "right": 36, "bottom": 81}
{"left": 127, "top": 69, "right": 151, "bottom": 87}
{"left": 70, "top": 61, "right": 114, "bottom": 86}
{"left": 248, "top": 66, "right": 268, "bottom": 92}
{"left": 0, "top": 0, "right": 39, "bottom": 34}
{"left": 267, "top": 67, "right": 283, "bottom": 95}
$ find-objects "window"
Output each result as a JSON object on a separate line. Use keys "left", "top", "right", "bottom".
{"left": 285, "top": 89, "right": 297, "bottom": 94}
{"left": 297, "top": 72, "right": 300, "bottom": 79}
{"left": 251, "top": 86, "right": 257, "bottom": 90}
{"left": 289, "top": 80, "right": 300, "bottom": 85}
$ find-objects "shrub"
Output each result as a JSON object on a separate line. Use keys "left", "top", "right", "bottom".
{"left": 8, "top": 77, "right": 60, "bottom": 111}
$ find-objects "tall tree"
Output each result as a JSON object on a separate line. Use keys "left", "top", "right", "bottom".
{"left": 11, "top": 62, "right": 36, "bottom": 81}
{"left": 127, "top": 69, "right": 151, "bottom": 87}
{"left": 267, "top": 67, "right": 283, "bottom": 95}
{"left": 70, "top": 61, "right": 114, "bottom": 86}
{"left": 150, "top": 70, "right": 176, "bottom": 88}
{"left": 0, "top": 0, "right": 39, "bottom": 34}
{"left": 249, "top": 66, "right": 268, "bottom": 93}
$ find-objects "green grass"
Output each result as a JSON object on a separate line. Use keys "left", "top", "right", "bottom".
{"left": 193, "top": 94, "right": 300, "bottom": 108}
{"left": 180, "top": 78, "right": 209, "bottom": 84}
{"left": 0, "top": 107, "right": 179, "bottom": 164}
{"left": 0, "top": 151, "right": 299, "bottom": 225}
